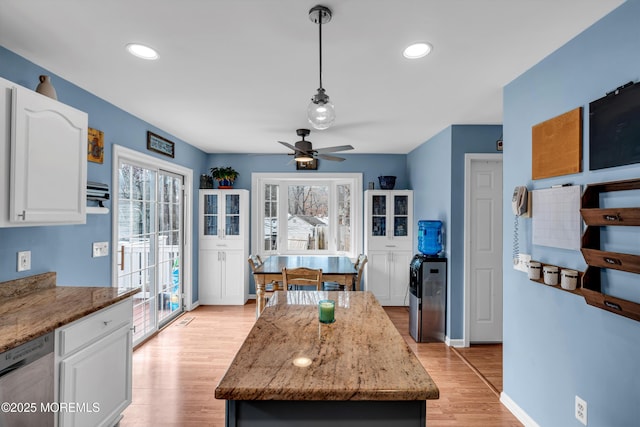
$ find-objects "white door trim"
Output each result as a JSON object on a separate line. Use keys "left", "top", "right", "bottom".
{"left": 463, "top": 153, "right": 503, "bottom": 347}
{"left": 111, "top": 144, "right": 194, "bottom": 311}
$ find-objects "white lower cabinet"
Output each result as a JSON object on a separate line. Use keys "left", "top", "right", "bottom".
{"left": 366, "top": 250, "right": 413, "bottom": 306}
{"left": 55, "top": 299, "right": 133, "bottom": 427}
{"left": 199, "top": 249, "right": 247, "bottom": 305}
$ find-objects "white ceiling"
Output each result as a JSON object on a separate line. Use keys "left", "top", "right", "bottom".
{"left": 0, "top": 0, "right": 624, "bottom": 155}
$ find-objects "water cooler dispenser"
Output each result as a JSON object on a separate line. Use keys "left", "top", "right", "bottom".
{"left": 410, "top": 220, "right": 446, "bottom": 343}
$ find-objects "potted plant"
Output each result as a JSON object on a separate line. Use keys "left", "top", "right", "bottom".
{"left": 210, "top": 166, "right": 239, "bottom": 189}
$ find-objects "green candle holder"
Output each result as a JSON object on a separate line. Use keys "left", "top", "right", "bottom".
{"left": 318, "top": 299, "right": 335, "bottom": 324}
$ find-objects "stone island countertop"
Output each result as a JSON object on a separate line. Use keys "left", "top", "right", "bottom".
{"left": 215, "top": 290, "right": 439, "bottom": 401}
{"left": 0, "top": 272, "right": 139, "bottom": 352}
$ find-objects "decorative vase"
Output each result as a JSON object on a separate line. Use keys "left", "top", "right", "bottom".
{"left": 378, "top": 175, "right": 396, "bottom": 190}
{"left": 35, "top": 75, "right": 58, "bottom": 100}
{"left": 199, "top": 174, "right": 213, "bottom": 189}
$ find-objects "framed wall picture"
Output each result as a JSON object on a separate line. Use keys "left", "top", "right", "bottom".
{"left": 88, "top": 127, "right": 104, "bottom": 163}
{"left": 296, "top": 159, "right": 318, "bottom": 170}
{"left": 147, "top": 131, "right": 175, "bottom": 158}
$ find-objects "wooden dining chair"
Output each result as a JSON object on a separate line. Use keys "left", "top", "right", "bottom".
{"left": 248, "top": 255, "right": 283, "bottom": 292}
{"left": 282, "top": 267, "right": 323, "bottom": 291}
{"left": 323, "top": 253, "right": 367, "bottom": 291}
{"left": 352, "top": 255, "right": 368, "bottom": 291}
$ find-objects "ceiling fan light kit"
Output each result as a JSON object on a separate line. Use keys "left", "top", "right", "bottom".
{"left": 307, "top": 5, "right": 335, "bottom": 130}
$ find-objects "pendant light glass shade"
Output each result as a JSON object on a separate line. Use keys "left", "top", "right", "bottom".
{"left": 308, "top": 88, "right": 335, "bottom": 130}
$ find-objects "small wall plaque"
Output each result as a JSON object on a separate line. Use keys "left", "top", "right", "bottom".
{"left": 147, "top": 131, "right": 175, "bottom": 158}
{"left": 88, "top": 127, "right": 104, "bottom": 163}
{"left": 296, "top": 159, "right": 318, "bottom": 170}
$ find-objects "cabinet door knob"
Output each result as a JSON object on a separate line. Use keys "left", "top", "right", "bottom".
{"left": 17, "top": 210, "right": 26, "bottom": 220}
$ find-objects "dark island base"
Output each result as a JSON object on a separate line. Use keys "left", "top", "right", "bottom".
{"left": 226, "top": 400, "right": 426, "bottom": 426}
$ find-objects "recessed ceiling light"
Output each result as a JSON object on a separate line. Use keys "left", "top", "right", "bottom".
{"left": 403, "top": 42, "right": 432, "bottom": 59}
{"left": 126, "top": 43, "right": 159, "bottom": 60}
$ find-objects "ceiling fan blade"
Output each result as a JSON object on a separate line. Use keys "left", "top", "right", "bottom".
{"left": 278, "top": 141, "right": 299, "bottom": 151}
{"left": 317, "top": 153, "right": 346, "bottom": 162}
{"left": 314, "top": 144, "right": 354, "bottom": 154}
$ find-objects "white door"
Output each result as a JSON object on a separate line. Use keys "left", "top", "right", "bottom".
{"left": 114, "top": 150, "right": 190, "bottom": 346}
{"left": 466, "top": 156, "right": 503, "bottom": 343}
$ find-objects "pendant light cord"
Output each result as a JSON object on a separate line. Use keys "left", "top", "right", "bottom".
{"left": 318, "top": 14, "right": 323, "bottom": 90}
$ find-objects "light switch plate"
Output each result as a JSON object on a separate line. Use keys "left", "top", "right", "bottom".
{"left": 92, "top": 242, "right": 109, "bottom": 257}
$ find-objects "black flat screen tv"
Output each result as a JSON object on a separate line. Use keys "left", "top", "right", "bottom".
{"left": 589, "top": 81, "right": 640, "bottom": 170}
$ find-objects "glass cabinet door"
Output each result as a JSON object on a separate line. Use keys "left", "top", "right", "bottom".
{"left": 393, "top": 195, "right": 408, "bottom": 237}
{"left": 225, "top": 193, "right": 241, "bottom": 236}
{"left": 371, "top": 195, "right": 387, "bottom": 236}
{"left": 203, "top": 193, "right": 218, "bottom": 236}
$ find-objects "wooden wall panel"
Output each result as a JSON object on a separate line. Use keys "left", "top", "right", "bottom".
{"left": 531, "top": 107, "right": 582, "bottom": 180}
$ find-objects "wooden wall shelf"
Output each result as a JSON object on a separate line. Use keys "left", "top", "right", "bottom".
{"left": 528, "top": 260, "right": 584, "bottom": 296}
{"left": 580, "top": 178, "right": 640, "bottom": 322}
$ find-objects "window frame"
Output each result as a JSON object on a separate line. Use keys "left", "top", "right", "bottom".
{"left": 251, "top": 173, "right": 362, "bottom": 259}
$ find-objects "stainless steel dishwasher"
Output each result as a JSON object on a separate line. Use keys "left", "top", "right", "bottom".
{"left": 0, "top": 332, "right": 54, "bottom": 427}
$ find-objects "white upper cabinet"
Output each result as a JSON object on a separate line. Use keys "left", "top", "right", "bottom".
{"left": 0, "top": 77, "right": 87, "bottom": 227}
{"left": 199, "top": 189, "right": 248, "bottom": 249}
{"left": 364, "top": 190, "right": 413, "bottom": 251}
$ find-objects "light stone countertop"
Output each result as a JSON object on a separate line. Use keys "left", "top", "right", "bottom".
{"left": 0, "top": 272, "right": 139, "bottom": 352}
{"left": 215, "top": 290, "right": 439, "bottom": 401}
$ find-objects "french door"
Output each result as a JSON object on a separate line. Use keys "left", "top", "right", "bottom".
{"left": 114, "top": 148, "right": 189, "bottom": 345}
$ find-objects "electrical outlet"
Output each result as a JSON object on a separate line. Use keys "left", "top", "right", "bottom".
{"left": 575, "top": 395, "right": 587, "bottom": 426}
{"left": 513, "top": 253, "right": 531, "bottom": 272}
{"left": 92, "top": 242, "right": 109, "bottom": 257}
{"left": 17, "top": 251, "right": 31, "bottom": 272}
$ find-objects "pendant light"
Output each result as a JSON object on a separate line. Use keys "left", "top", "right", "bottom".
{"left": 307, "top": 5, "right": 335, "bottom": 130}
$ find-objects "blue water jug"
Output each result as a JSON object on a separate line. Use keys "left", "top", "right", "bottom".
{"left": 418, "top": 220, "right": 443, "bottom": 255}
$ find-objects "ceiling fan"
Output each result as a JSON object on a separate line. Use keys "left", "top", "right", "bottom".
{"left": 278, "top": 129, "right": 354, "bottom": 162}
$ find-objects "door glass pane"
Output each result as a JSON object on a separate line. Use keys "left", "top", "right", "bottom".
{"left": 225, "top": 194, "right": 240, "bottom": 236}
{"left": 337, "top": 184, "right": 351, "bottom": 252}
{"left": 263, "top": 184, "right": 278, "bottom": 251}
{"left": 158, "top": 172, "right": 183, "bottom": 325}
{"left": 287, "top": 185, "right": 329, "bottom": 251}
{"left": 394, "top": 195, "right": 408, "bottom": 237}
{"left": 118, "top": 163, "right": 158, "bottom": 344}
{"left": 203, "top": 194, "right": 218, "bottom": 236}
{"left": 372, "top": 195, "right": 386, "bottom": 236}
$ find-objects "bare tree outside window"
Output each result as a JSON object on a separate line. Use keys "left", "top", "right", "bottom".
{"left": 287, "top": 185, "right": 329, "bottom": 251}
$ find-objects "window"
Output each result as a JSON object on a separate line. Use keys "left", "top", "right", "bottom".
{"left": 252, "top": 173, "right": 362, "bottom": 258}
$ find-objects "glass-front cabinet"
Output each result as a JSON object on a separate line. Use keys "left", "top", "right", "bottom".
{"left": 364, "top": 189, "right": 413, "bottom": 305}
{"left": 365, "top": 190, "right": 413, "bottom": 250}
{"left": 198, "top": 189, "right": 249, "bottom": 305}
{"left": 200, "top": 190, "right": 247, "bottom": 242}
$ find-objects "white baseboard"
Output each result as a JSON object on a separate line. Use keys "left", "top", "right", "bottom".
{"left": 500, "top": 392, "right": 540, "bottom": 427}
{"left": 445, "top": 337, "right": 466, "bottom": 347}
{"left": 188, "top": 301, "right": 199, "bottom": 311}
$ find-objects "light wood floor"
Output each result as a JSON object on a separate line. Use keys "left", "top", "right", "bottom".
{"left": 121, "top": 302, "right": 521, "bottom": 427}
{"left": 452, "top": 343, "right": 503, "bottom": 396}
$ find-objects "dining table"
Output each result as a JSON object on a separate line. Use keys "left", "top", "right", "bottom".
{"left": 253, "top": 255, "right": 357, "bottom": 314}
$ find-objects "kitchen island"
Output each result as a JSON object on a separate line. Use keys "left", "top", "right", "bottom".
{"left": 215, "top": 290, "right": 439, "bottom": 426}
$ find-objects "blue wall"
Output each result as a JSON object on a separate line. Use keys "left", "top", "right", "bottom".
{"left": 408, "top": 125, "right": 502, "bottom": 340}
{"left": 208, "top": 152, "right": 409, "bottom": 294}
{"left": 502, "top": 1, "right": 640, "bottom": 425}
{"left": 0, "top": 46, "right": 209, "bottom": 304}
